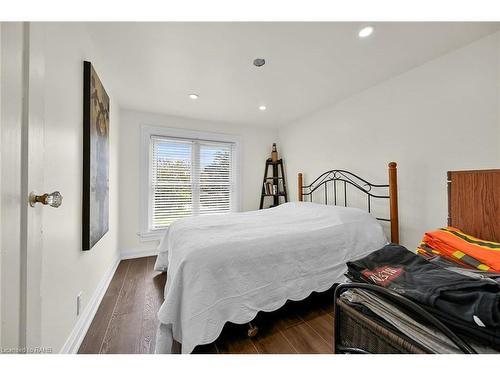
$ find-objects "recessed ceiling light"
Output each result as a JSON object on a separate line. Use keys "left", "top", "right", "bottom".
{"left": 259, "top": 105, "right": 267, "bottom": 111}
{"left": 188, "top": 93, "right": 199, "bottom": 100}
{"left": 358, "top": 26, "right": 374, "bottom": 38}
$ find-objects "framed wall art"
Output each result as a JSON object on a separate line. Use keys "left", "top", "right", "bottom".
{"left": 83, "top": 61, "right": 110, "bottom": 250}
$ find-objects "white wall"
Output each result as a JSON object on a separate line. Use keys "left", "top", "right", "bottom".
{"left": 498, "top": 34, "right": 500, "bottom": 162}
{"left": 119, "top": 110, "right": 278, "bottom": 255}
{"left": 39, "top": 23, "right": 120, "bottom": 352}
{"left": 279, "top": 32, "right": 500, "bottom": 249}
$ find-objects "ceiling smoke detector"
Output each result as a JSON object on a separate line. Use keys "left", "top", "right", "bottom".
{"left": 253, "top": 58, "right": 266, "bottom": 67}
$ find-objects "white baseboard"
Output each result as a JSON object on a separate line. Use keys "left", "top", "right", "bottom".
{"left": 60, "top": 247, "right": 158, "bottom": 353}
{"left": 59, "top": 255, "right": 121, "bottom": 354}
{"left": 121, "top": 247, "right": 158, "bottom": 260}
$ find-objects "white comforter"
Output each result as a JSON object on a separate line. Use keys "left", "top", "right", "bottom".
{"left": 154, "top": 202, "right": 387, "bottom": 353}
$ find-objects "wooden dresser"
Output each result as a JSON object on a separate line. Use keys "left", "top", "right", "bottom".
{"left": 447, "top": 169, "right": 500, "bottom": 242}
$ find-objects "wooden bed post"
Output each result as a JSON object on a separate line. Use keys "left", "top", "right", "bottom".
{"left": 388, "top": 162, "right": 399, "bottom": 244}
{"left": 298, "top": 173, "right": 303, "bottom": 201}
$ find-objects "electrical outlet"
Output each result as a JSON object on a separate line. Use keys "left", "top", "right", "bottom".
{"left": 76, "top": 292, "right": 83, "bottom": 316}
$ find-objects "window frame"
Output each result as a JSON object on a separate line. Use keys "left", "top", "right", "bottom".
{"left": 139, "top": 125, "right": 242, "bottom": 241}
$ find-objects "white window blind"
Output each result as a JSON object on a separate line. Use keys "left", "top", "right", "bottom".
{"left": 150, "top": 135, "right": 235, "bottom": 229}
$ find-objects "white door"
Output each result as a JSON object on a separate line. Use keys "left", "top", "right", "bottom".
{"left": 1, "top": 22, "right": 46, "bottom": 353}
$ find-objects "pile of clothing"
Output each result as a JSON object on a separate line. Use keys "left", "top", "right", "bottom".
{"left": 344, "top": 242, "right": 500, "bottom": 353}
{"left": 417, "top": 227, "right": 500, "bottom": 272}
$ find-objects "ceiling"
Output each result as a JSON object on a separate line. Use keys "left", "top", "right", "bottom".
{"left": 86, "top": 22, "right": 499, "bottom": 128}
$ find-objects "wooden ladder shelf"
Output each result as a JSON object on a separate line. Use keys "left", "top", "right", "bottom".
{"left": 259, "top": 158, "right": 288, "bottom": 209}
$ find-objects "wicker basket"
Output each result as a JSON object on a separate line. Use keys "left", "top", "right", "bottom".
{"left": 335, "top": 299, "right": 428, "bottom": 354}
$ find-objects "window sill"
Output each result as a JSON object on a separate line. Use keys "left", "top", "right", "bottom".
{"left": 137, "top": 230, "right": 166, "bottom": 242}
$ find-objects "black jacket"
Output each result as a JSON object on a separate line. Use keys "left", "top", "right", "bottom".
{"left": 346, "top": 244, "right": 500, "bottom": 329}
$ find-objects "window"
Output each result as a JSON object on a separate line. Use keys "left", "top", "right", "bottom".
{"left": 140, "top": 126, "right": 240, "bottom": 238}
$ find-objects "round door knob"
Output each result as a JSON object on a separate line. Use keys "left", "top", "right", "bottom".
{"left": 29, "top": 191, "right": 63, "bottom": 208}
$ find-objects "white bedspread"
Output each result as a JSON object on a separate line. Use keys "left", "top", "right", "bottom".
{"left": 154, "top": 202, "right": 387, "bottom": 353}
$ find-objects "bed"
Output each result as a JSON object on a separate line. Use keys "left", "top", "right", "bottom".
{"left": 154, "top": 162, "right": 399, "bottom": 353}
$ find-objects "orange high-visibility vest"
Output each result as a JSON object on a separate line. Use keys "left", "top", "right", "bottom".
{"left": 422, "top": 227, "right": 500, "bottom": 272}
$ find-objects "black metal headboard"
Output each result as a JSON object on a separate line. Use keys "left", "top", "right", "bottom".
{"left": 298, "top": 162, "right": 399, "bottom": 243}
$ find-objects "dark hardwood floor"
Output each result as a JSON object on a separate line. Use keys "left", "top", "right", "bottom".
{"left": 79, "top": 256, "right": 336, "bottom": 354}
